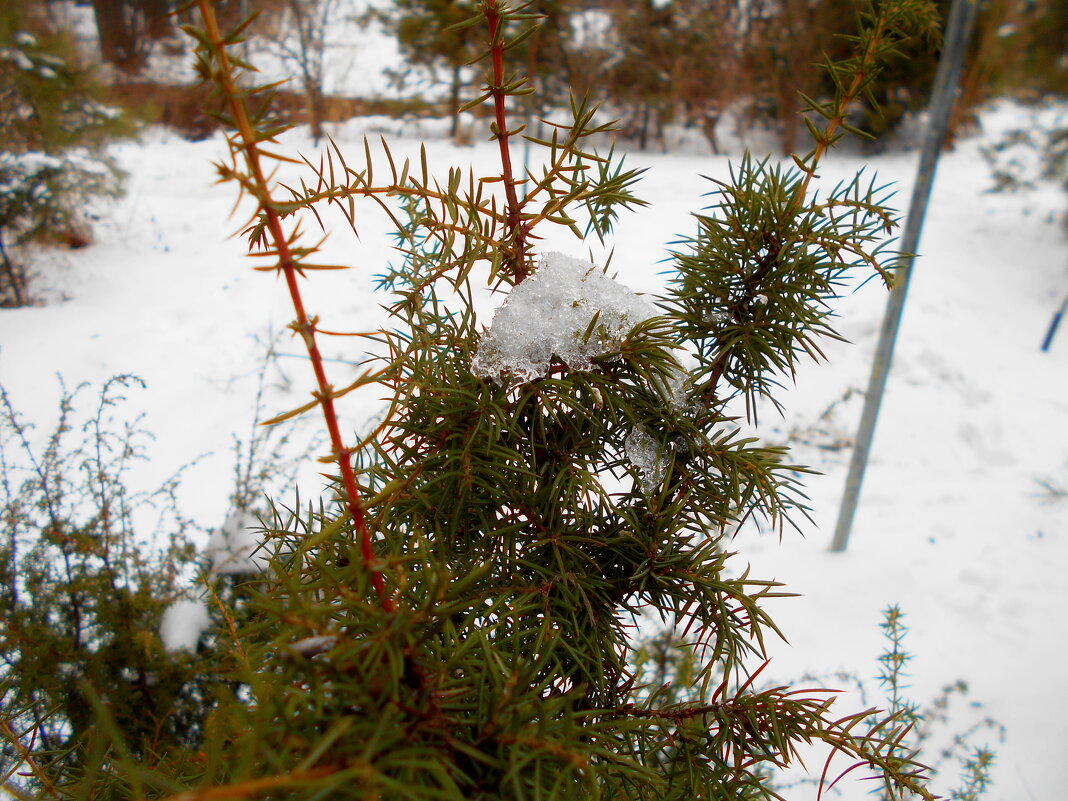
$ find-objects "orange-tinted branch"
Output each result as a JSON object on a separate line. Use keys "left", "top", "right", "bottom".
{"left": 195, "top": 0, "right": 392, "bottom": 612}
{"left": 485, "top": 1, "right": 528, "bottom": 283}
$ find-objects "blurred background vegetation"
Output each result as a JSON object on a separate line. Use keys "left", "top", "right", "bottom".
{"left": 0, "top": 0, "right": 1064, "bottom": 304}
{"left": 4, "top": 0, "right": 1065, "bottom": 147}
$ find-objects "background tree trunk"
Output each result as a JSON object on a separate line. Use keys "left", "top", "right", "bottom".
{"left": 90, "top": 0, "right": 147, "bottom": 72}
{"left": 143, "top": 0, "right": 175, "bottom": 40}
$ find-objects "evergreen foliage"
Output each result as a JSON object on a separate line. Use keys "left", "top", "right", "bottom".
{"left": 0, "top": 2, "right": 129, "bottom": 305}
{"left": 0, "top": 378, "right": 209, "bottom": 780}
{"left": 1, "top": 2, "right": 961, "bottom": 800}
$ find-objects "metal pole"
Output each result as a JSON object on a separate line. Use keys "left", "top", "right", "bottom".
{"left": 1040, "top": 293, "right": 1068, "bottom": 352}
{"left": 830, "top": 0, "right": 982, "bottom": 552}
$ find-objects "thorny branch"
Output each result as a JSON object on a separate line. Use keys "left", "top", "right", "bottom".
{"left": 484, "top": 0, "right": 529, "bottom": 283}
{"left": 194, "top": 0, "right": 392, "bottom": 611}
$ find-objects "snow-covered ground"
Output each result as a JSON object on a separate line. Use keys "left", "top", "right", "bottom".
{"left": 3, "top": 46, "right": 1066, "bottom": 796}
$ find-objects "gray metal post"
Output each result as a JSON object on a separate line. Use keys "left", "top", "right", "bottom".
{"left": 830, "top": 0, "right": 982, "bottom": 552}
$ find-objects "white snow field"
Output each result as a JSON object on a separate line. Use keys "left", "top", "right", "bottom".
{"left": 1, "top": 94, "right": 1065, "bottom": 799}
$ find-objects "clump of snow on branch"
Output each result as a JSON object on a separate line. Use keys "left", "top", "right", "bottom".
{"left": 473, "top": 252, "right": 658, "bottom": 383}
{"left": 159, "top": 510, "right": 266, "bottom": 656}
{"left": 159, "top": 599, "right": 211, "bottom": 653}
{"left": 625, "top": 427, "right": 667, "bottom": 494}
{"left": 205, "top": 509, "right": 268, "bottom": 576}
{"left": 288, "top": 634, "right": 339, "bottom": 657}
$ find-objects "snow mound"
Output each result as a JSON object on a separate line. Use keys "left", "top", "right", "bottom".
{"left": 472, "top": 252, "right": 656, "bottom": 383}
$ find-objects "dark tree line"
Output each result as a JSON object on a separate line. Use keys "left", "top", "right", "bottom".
{"left": 68, "top": 0, "right": 1068, "bottom": 150}
{"left": 374, "top": 0, "right": 1066, "bottom": 152}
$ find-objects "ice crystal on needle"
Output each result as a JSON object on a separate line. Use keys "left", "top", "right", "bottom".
{"left": 472, "top": 252, "right": 656, "bottom": 383}
{"left": 625, "top": 427, "right": 667, "bottom": 494}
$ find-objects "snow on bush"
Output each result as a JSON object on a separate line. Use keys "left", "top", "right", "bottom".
{"left": 159, "top": 598, "right": 211, "bottom": 653}
{"left": 0, "top": 152, "right": 61, "bottom": 195}
{"left": 288, "top": 634, "right": 339, "bottom": 657}
{"left": 472, "top": 252, "right": 657, "bottom": 384}
{"left": 159, "top": 510, "right": 268, "bottom": 656}
{"left": 205, "top": 509, "right": 268, "bottom": 576}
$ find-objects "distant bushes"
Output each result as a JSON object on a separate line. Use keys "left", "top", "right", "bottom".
{"left": 0, "top": 1, "right": 129, "bottom": 306}
{"left": 59, "top": 1, "right": 1068, "bottom": 153}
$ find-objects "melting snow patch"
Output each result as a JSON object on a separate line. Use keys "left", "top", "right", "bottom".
{"left": 159, "top": 599, "right": 211, "bottom": 653}
{"left": 472, "top": 252, "right": 657, "bottom": 384}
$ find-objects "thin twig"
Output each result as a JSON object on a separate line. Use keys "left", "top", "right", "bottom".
{"left": 0, "top": 719, "right": 59, "bottom": 799}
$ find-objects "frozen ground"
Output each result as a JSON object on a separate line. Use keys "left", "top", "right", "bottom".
{"left": 2, "top": 93, "right": 1066, "bottom": 799}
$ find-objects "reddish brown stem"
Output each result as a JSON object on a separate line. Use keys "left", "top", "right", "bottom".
{"left": 196, "top": 0, "right": 392, "bottom": 612}
{"left": 792, "top": 16, "right": 887, "bottom": 211}
{"left": 485, "top": 1, "right": 528, "bottom": 283}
